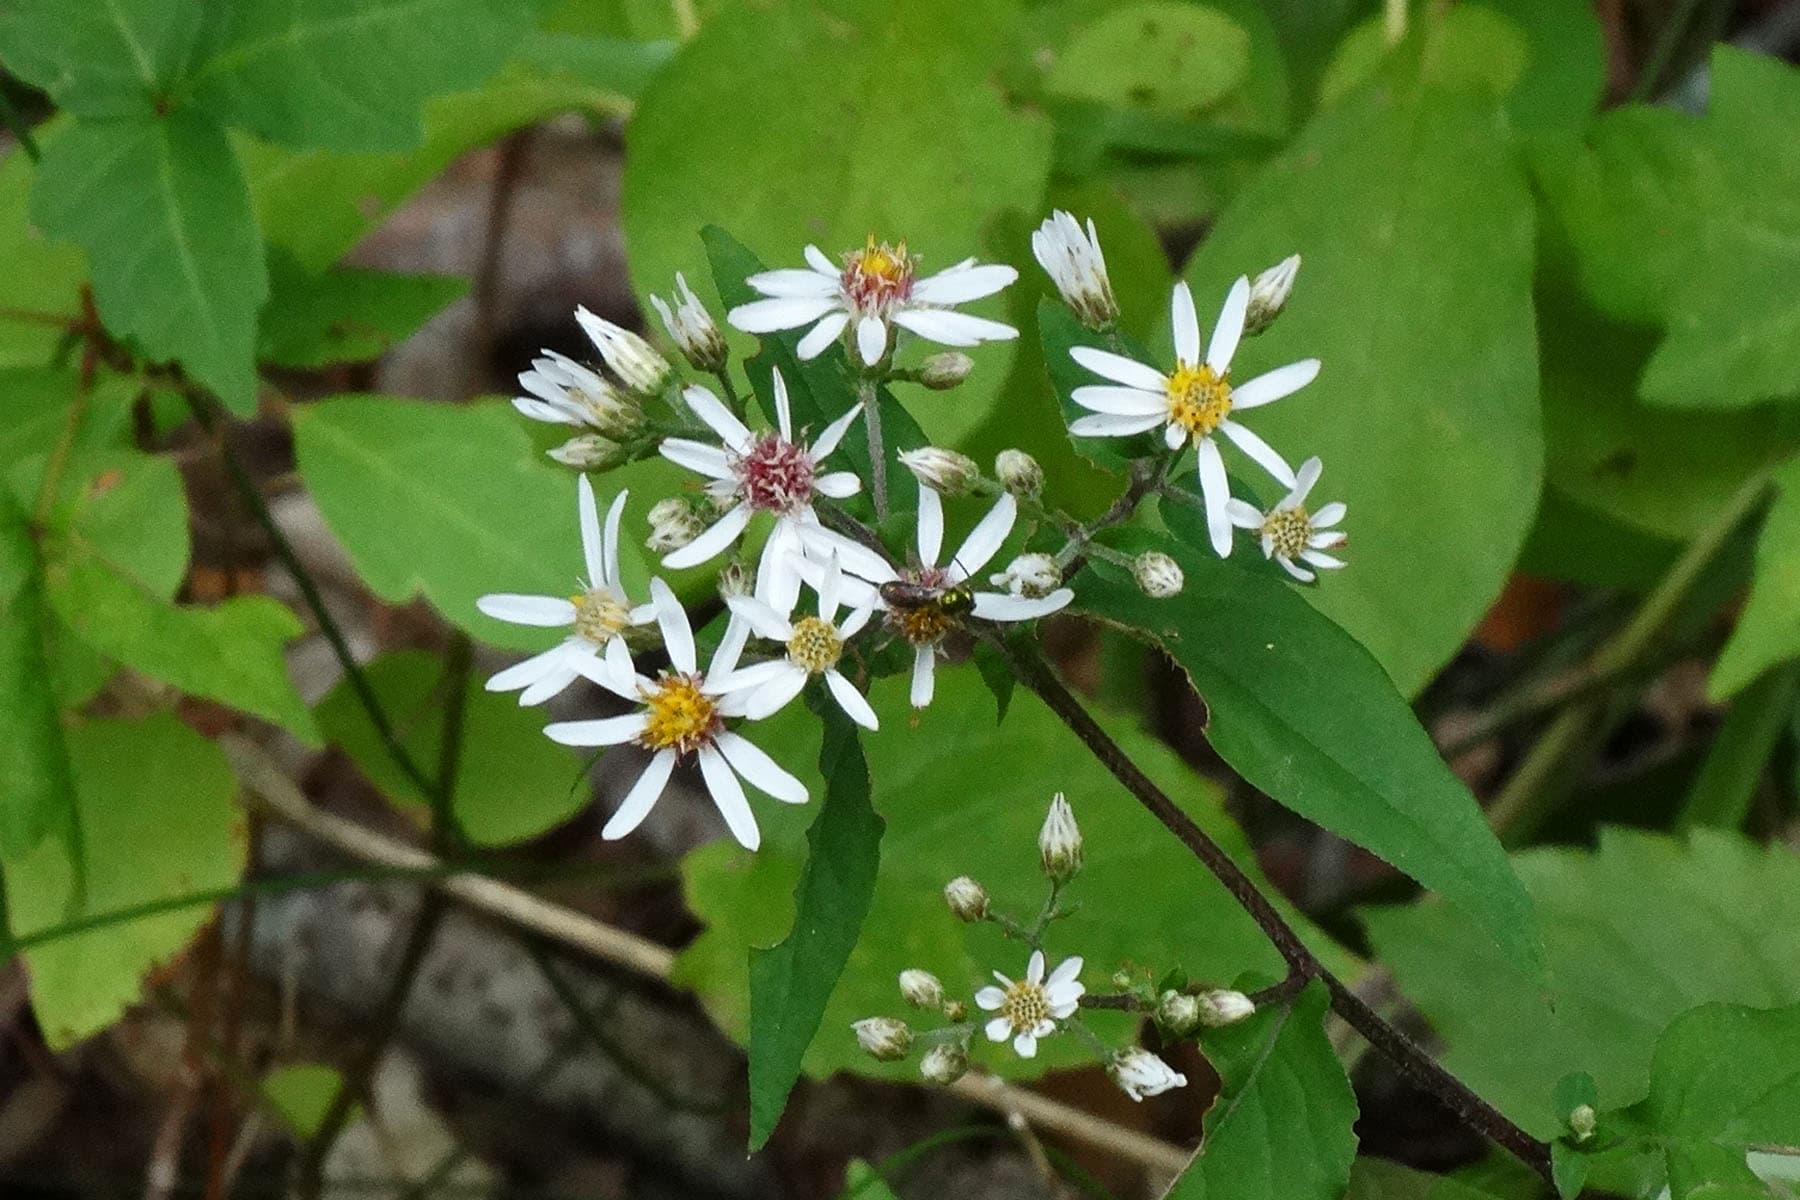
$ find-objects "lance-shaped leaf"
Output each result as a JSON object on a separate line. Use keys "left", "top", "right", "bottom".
{"left": 1709, "top": 460, "right": 1800, "bottom": 700}
{"left": 0, "top": 494, "right": 74, "bottom": 858}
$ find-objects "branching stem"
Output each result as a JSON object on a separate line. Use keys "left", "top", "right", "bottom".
{"left": 859, "top": 378, "right": 888, "bottom": 522}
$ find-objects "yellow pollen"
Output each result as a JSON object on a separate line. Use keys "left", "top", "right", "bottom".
{"left": 1165, "top": 363, "right": 1233, "bottom": 437}
{"left": 892, "top": 605, "right": 955, "bottom": 647}
{"left": 1262, "top": 507, "right": 1313, "bottom": 558}
{"left": 569, "top": 589, "right": 631, "bottom": 644}
{"left": 786, "top": 616, "right": 843, "bottom": 674}
{"left": 637, "top": 673, "right": 719, "bottom": 755}
{"left": 854, "top": 234, "right": 908, "bottom": 281}
{"left": 999, "top": 980, "right": 1051, "bottom": 1032}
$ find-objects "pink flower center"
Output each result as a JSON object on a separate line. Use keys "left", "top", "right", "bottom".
{"left": 734, "top": 434, "right": 817, "bottom": 513}
{"left": 840, "top": 237, "right": 915, "bottom": 316}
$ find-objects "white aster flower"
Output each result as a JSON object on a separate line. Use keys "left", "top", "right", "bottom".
{"left": 974, "top": 950, "right": 1084, "bottom": 1059}
{"left": 649, "top": 272, "right": 728, "bottom": 372}
{"left": 1032, "top": 209, "right": 1117, "bottom": 328}
{"left": 989, "top": 552, "right": 1062, "bottom": 599}
{"left": 1225, "top": 456, "right": 1346, "bottom": 583}
{"left": 1068, "top": 278, "right": 1320, "bottom": 557}
{"left": 476, "top": 476, "right": 653, "bottom": 705}
{"left": 575, "top": 306, "right": 673, "bottom": 397}
{"left": 1110, "top": 1048, "right": 1188, "bottom": 1102}
{"left": 542, "top": 580, "right": 805, "bottom": 851}
{"left": 511, "top": 350, "right": 642, "bottom": 440}
{"left": 717, "top": 554, "right": 880, "bottom": 730}
{"left": 727, "top": 236, "right": 1019, "bottom": 367}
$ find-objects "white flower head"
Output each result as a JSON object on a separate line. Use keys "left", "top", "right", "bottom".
{"left": 993, "top": 448, "right": 1043, "bottom": 498}
{"left": 547, "top": 433, "right": 626, "bottom": 471}
{"left": 990, "top": 552, "right": 1062, "bottom": 599}
{"left": 476, "top": 477, "right": 654, "bottom": 705}
{"left": 542, "top": 581, "right": 806, "bottom": 851}
{"left": 853, "top": 1017, "right": 912, "bottom": 1062}
{"left": 896, "top": 446, "right": 980, "bottom": 496}
{"left": 1110, "top": 1048, "right": 1188, "bottom": 1101}
{"left": 919, "top": 1041, "right": 969, "bottom": 1085}
{"left": 1067, "top": 278, "right": 1320, "bottom": 557}
{"left": 512, "top": 350, "right": 642, "bottom": 440}
{"left": 975, "top": 950, "right": 1084, "bottom": 1059}
{"left": 1244, "top": 253, "right": 1300, "bottom": 337}
{"left": 575, "top": 306, "right": 672, "bottom": 397}
{"left": 650, "top": 272, "right": 728, "bottom": 373}
{"left": 1132, "top": 550, "right": 1184, "bottom": 599}
{"left": 728, "top": 236, "right": 1019, "bottom": 367}
{"left": 898, "top": 969, "right": 946, "bottom": 1010}
{"left": 944, "top": 876, "right": 989, "bottom": 922}
{"left": 716, "top": 553, "right": 880, "bottom": 730}
{"left": 1032, "top": 209, "right": 1117, "bottom": 328}
{"left": 1225, "top": 456, "right": 1346, "bottom": 583}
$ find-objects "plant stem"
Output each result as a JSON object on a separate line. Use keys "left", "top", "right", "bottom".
{"left": 860, "top": 378, "right": 888, "bottom": 522}
{"left": 32, "top": 330, "right": 98, "bottom": 528}
{"left": 996, "top": 638, "right": 1554, "bottom": 1181}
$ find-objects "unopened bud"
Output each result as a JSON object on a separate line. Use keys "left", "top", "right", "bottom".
{"left": 852, "top": 1017, "right": 912, "bottom": 1062}
{"left": 994, "top": 449, "right": 1043, "bottom": 498}
{"left": 1156, "top": 989, "right": 1203, "bottom": 1037}
{"left": 990, "top": 553, "right": 1062, "bottom": 599}
{"left": 517, "top": 353, "right": 643, "bottom": 439}
{"left": 647, "top": 497, "right": 705, "bottom": 554}
{"left": 546, "top": 434, "right": 627, "bottom": 471}
{"left": 920, "top": 351, "right": 974, "bottom": 390}
{"left": 576, "top": 305, "right": 672, "bottom": 397}
{"left": 897, "top": 446, "right": 980, "bottom": 496}
{"left": 649, "top": 272, "right": 728, "bottom": 372}
{"left": 1109, "top": 1047, "right": 1188, "bottom": 1101}
{"left": 1243, "top": 254, "right": 1299, "bottom": 337}
{"left": 1110, "top": 969, "right": 1135, "bottom": 992}
{"left": 1133, "top": 551, "right": 1184, "bottom": 599}
{"left": 898, "top": 969, "right": 945, "bottom": 1010}
{"left": 1037, "top": 792, "right": 1082, "bottom": 883}
{"left": 944, "top": 876, "right": 988, "bottom": 922}
{"left": 919, "top": 1041, "right": 969, "bottom": 1085}
{"left": 717, "top": 560, "right": 755, "bottom": 599}
{"left": 1032, "top": 209, "right": 1117, "bottom": 329}
{"left": 1197, "top": 989, "right": 1255, "bottom": 1028}
{"left": 942, "top": 999, "right": 967, "bottom": 1022}
{"left": 1568, "top": 1104, "right": 1597, "bottom": 1143}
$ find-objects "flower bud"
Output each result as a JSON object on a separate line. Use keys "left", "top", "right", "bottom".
{"left": 546, "top": 434, "right": 627, "bottom": 471}
{"left": 1133, "top": 550, "right": 1184, "bottom": 599}
{"left": 898, "top": 969, "right": 945, "bottom": 1010}
{"left": 1032, "top": 209, "right": 1117, "bottom": 329}
{"left": 1156, "top": 989, "right": 1203, "bottom": 1037}
{"left": 1243, "top": 254, "right": 1299, "bottom": 337}
{"left": 1197, "top": 989, "right": 1255, "bottom": 1028}
{"left": 919, "top": 351, "right": 974, "bottom": 390}
{"left": 1109, "top": 1047, "right": 1188, "bottom": 1101}
{"left": 944, "top": 876, "right": 988, "bottom": 922}
{"left": 994, "top": 449, "right": 1043, "bottom": 498}
{"left": 1037, "top": 792, "right": 1082, "bottom": 884}
{"left": 852, "top": 1017, "right": 912, "bottom": 1062}
{"left": 575, "top": 305, "right": 672, "bottom": 397}
{"left": 990, "top": 553, "right": 1062, "bottom": 600}
{"left": 649, "top": 272, "right": 728, "bottom": 373}
{"left": 647, "top": 497, "right": 704, "bottom": 554}
{"left": 1568, "top": 1103, "right": 1597, "bottom": 1143}
{"left": 716, "top": 560, "right": 755, "bottom": 599}
{"left": 517, "top": 353, "right": 643, "bottom": 440}
{"left": 919, "top": 1041, "right": 969, "bottom": 1085}
{"left": 897, "top": 447, "right": 980, "bottom": 496}
{"left": 942, "top": 999, "right": 967, "bottom": 1022}
{"left": 1110, "top": 969, "right": 1136, "bottom": 992}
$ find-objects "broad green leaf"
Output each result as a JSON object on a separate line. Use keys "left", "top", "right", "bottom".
{"left": 1709, "top": 461, "right": 1800, "bottom": 700}
{"left": 291, "top": 395, "right": 646, "bottom": 652}
{"left": 1364, "top": 828, "right": 1800, "bottom": 1138}
{"left": 1471, "top": 0, "right": 1604, "bottom": 133}
{"left": 1080, "top": 542, "right": 1541, "bottom": 978}
{"left": 261, "top": 1063, "right": 347, "bottom": 1138}
{"left": 1179, "top": 72, "right": 1541, "bottom": 693}
{"left": 622, "top": 0, "right": 1053, "bottom": 449}
{"left": 748, "top": 709, "right": 883, "bottom": 1149}
{"left": 0, "top": 0, "right": 200, "bottom": 117}
{"left": 313, "top": 649, "right": 588, "bottom": 846}
{"left": 0, "top": 494, "right": 74, "bottom": 858}
{"left": 1319, "top": 9, "right": 1528, "bottom": 110}
{"left": 0, "top": 144, "right": 88, "bottom": 369}
{"left": 1167, "top": 981, "right": 1357, "bottom": 1200}
{"left": 1681, "top": 665, "right": 1800, "bottom": 831}
{"left": 259, "top": 257, "right": 468, "bottom": 369}
{"left": 185, "top": 0, "right": 549, "bottom": 152}
{"left": 677, "top": 670, "right": 1341, "bottom": 1081}
{"left": 0, "top": 367, "right": 138, "bottom": 481}
{"left": 1345, "top": 1158, "right": 1509, "bottom": 1200}
{"left": 32, "top": 111, "right": 266, "bottom": 413}
{"left": 1045, "top": 4, "right": 1250, "bottom": 115}
{"left": 5, "top": 713, "right": 247, "bottom": 1048}
{"left": 838, "top": 1160, "right": 900, "bottom": 1200}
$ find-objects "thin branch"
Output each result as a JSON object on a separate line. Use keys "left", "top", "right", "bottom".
{"left": 860, "top": 378, "right": 888, "bottom": 522}
{"left": 33, "top": 326, "right": 98, "bottom": 527}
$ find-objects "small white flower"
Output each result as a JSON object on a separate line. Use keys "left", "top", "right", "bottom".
{"left": 898, "top": 969, "right": 946, "bottom": 1010}
{"left": 944, "top": 876, "right": 989, "bottom": 922}
{"left": 1110, "top": 1048, "right": 1188, "bottom": 1101}
{"left": 853, "top": 1017, "right": 912, "bottom": 1062}
{"left": 512, "top": 351, "right": 642, "bottom": 440}
{"left": 649, "top": 272, "right": 728, "bottom": 373}
{"left": 919, "top": 1041, "right": 969, "bottom": 1084}
{"left": 975, "top": 950, "right": 1084, "bottom": 1059}
{"left": 1244, "top": 254, "right": 1300, "bottom": 336}
{"left": 542, "top": 581, "right": 806, "bottom": 851}
{"left": 1038, "top": 792, "right": 1081, "bottom": 883}
{"left": 1225, "top": 456, "right": 1346, "bottom": 583}
{"left": 990, "top": 553, "right": 1061, "bottom": 599}
{"left": 728, "top": 236, "right": 1018, "bottom": 367}
{"left": 476, "top": 477, "right": 653, "bottom": 705}
{"left": 575, "top": 306, "right": 672, "bottom": 397}
{"left": 896, "top": 446, "right": 980, "bottom": 496}
{"left": 716, "top": 554, "right": 880, "bottom": 730}
{"left": 994, "top": 449, "right": 1043, "bottom": 498}
{"left": 1032, "top": 209, "right": 1117, "bottom": 328}
{"left": 1068, "top": 278, "right": 1320, "bottom": 557}
{"left": 1132, "top": 550, "right": 1184, "bottom": 599}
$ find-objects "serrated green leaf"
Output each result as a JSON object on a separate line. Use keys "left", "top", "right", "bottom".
{"left": 32, "top": 111, "right": 265, "bottom": 413}
{"left": 748, "top": 709, "right": 882, "bottom": 1150}
{"left": 1167, "top": 981, "right": 1357, "bottom": 1200}
{"left": 1045, "top": 4, "right": 1250, "bottom": 115}
{"left": 4, "top": 713, "right": 246, "bottom": 1048}
{"left": 1079, "top": 540, "right": 1543, "bottom": 981}
{"left": 0, "top": 493, "right": 74, "bottom": 858}
{"left": 1710, "top": 462, "right": 1800, "bottom": 700}
{"left": 260, "top": 256, "right": 467, "bottom": 369}
{"left": 0, "top": 0, "right": 200, "bottom": 117}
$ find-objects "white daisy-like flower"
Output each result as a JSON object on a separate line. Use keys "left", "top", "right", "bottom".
{"left": 511, "top": 350, "right": 642, "bottom": 440}
{"left": 1032, "top": 209, "right": 1117, "bottom": 328}
{"left": 542, "top": 580, "right": 805, "bottom": 851}
{"left": 727, "top": 236, "right": 1019, "bottom": 367}
{"left": 1110, "top": 1048, "right": 1188, "bottom": 1101}
{"left": 575, "top": 306, "right": 672, "bottom": 397}
{"left": 476, "top": 476, "right": 654, "bottom": 705}
{"left": 974, "top": 950, "right": 1084, "bottom": 1059}
{"left": 657, "top": 368, "right": 887, "bottom": 607}
{"left": 1225, "top": 456, "right": 1347, "bottom": 583}
{"left": 1067, "top": 278, "right": 1320, "bottom": 557}
{"left": 718, "top": 554, "right": 879, "bottom": 730}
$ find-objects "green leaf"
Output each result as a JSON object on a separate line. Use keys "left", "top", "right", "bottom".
{"left": 1681, "top": 665, "right": 1800, "bottom": 831}
{"left": 1470, "top": 0, "right": 1603, "bottom": 133}
{"left": 0, "top": 367, "right": 138, "bottom": 483}
{"left": 313, "top": 649, "right": 588, "bottom": 846}
{"left": 1179, "top": 72, "right": 1541, "bottom": 693}
{"left": 1344, "top": 1158, "right": 1511, "bottom": 1200}
{"left": 838, "top": 1160, "right": 900, "bottom": 1200}
{"left": 32, "top": 111, "right": 266, "bottom": 413}
{"left": 292, "top": 395, "right": 646, "bottom": 652}
{"left": 186, "top": 0, "right": 550, "bottom": 151}
{"left": 1364, "top": 828, "right": 1800, "bottom": 1138}
{"left": 259, "top": 256, "right": 468, "bottom": 369}
{"left": 747, "top": 707, "right": 883, "bottom": 1150}
{"left": 261, "top": 1063, "right": 347, "bottom": 1139}
{"left": 0, "top": 493, "right": 74, "bottom": 858}
{"left": 4, "top": 713, "right": 247, "bottom": 1048}
{"left": 1710, "top": 462, "right": 1800, "bottom": 700}
{"left": 1044, "top": 4, "right": 1251, "bottom": 115}
{"left": 0, "top": 0, "right": 200, "bottom": 117}
{"left": 1167, "top": 981, "right": 1357, "bottom": 1200}
{"left": 1080, "top": 540, "right": 1543, "bottom": 981}
{"left": 677, "top": 670, "right": 1339, "bottom": 1082}
{"left": 0, "top": 142, "right": 89, "bottom": 369}
{"left": 1319, "top": 9, "right": 1529, "bottom": 111}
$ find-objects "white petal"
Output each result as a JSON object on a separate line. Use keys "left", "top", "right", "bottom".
{"left": 602, "top": 750, "right": 677, "bottom": 839}
{"left": 1071, "top": 385, "right": 1166, "bottom": 416}
{"left": 971, "top": 589, "right": 1072, "bottom": 622}
{"left": 577, "top": 475, "right": 605, "bottom": 587}
{"left": 975, "top": 986, "right": 1006, "bottom": 1011}
{"left": 728, "top": 295, "right": 840, "bottom": 334}
{"left": 1164, "top": 421, "right": 1188, "bottom": 450}
{"left": 659, "top": 437, "right": 735, "bottom": 480}
{"left": 1231, "top": 359, "right": 1320, "bottom": 409}
{"left": 1013, "top": 1032, "right": 1038, "bottom": 1058}
{"left": 512, "top": 396, "right": 582, "bottom": 425}
{"left": 683, "top": 384, "right": 752, "bottom": 450}
{"left": 804, "top": 245, "right": 839, "bottom": 274}
{"left": 661, "top": 502, "right": 753, "bottom": 570}
{"left": 1226, "top": 498, "right": 1265, "bottom": 529}
{"left": 1026, "top": 950, "right": 1045, "bottom": 984}
{"left": 771, "top": 367, "right": 793, "bottom": 441}
{"left": 915, "top": 481, "right": 944, "bottom": 565}
{"left": 1206, "top": 276, "right": 1251, "bottom": 372}
{"left": 649, "top": 576, "right": 696, "bottom": 673}
{"left": 477, "top": 593, "right": 577, "bottom": 627}
{"left": 1069, "top": 412, "right": 1166, "bottom": 438}
{"left": 838, "top": 604, "right": 873, "bottom": 638}
{"left": 1279, "top": 557, "right": 1316, "bottom": 583}
{"left": 709, "top": 612, "right": 751, "bottom": 681}
{"left": 910, "top": 262, "right": 1017, "bottom": 304}
{"left": 890, "top": 308, "right": 1017, "bottom": 346}
{"left": 485, "top": 643, "right": 568, "bottom": 694}
{"left": 1046, "top": 955, "right": 1083, "bottom": 987}
{"left": 602, "top": 488, "right": 628, "bottom": 587}
{"left": 856, "top": 315, "right": 888, "bottom": 365}
{"left": 910, "top": 647, "right": 936, "bottom": 708}
{"left": 545, "top": 710, "right": 642, "bottom": 746}
{"left": 951, "top": 492, "right": 1016, "bottom": 579}
{"left": 1070, "top": 345, "right": 1167, "bottom": 391}
{"left": 810, "top": 401, "right": 864, "bottom": 462}
{"left": 815, "top": 471, "right": 861, "bottom": 498}
{"left": 985, "top": 1017, "right": 1012, "bottom": 1042}
{"left": 824, "top": 670, "right": 879, "bottom": 730}
{"left": 1171, "top": 280, "right": 1201, "bottom": 365}
{"left": 1290, "top": 455, "right": 1323, "bottom": 503}
{"left": 1301, "top": 549, "right": 1345, "bottom": 570}
{"left": 716, "top": 730, "right": 807, "bottom": 803}
{"left": 518, "top": 663, "right": 582, "bottom": 706}
{"left": 796, "top": 311, "right": 851, "bottom": 360}
{"left": 745, "top": 667, "right": 809, "bottom": 719}
{"left": 1220, "top": 420, "right": 1297, "bottom": 487}
{"left": 726, "top": 595, "right": 793, "bottom": 641}
{"left": 697, "top": 745, "right": 762, "bottom": 850}
{"left": 793, "top": 525, "right": 894, "bottom": 588}
{"left": 1197, "top": 438, "right": 1234, "bottom": 558}
{"left": 712, "top": 659, "right": 792, "bottom": 694}
{"left": 1313, "top": 501, "right": 1346, "bottom": 528}
{"left": 818, "top": 555, "right": 842, "bottom": 618}
{"left": 745, "top": 268, "right": 838, "bottom": 298}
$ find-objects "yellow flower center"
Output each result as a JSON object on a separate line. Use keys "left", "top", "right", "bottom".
{"left": 841, "top": 235, "right": 916, "bottom": 313}
{"left": 999, "top": 980, "right": 1051, "bottom": 1033}
{"left": 1165, "top": 363, "right": 1233, "bottom": 438}
{"left": 890, "top": 605, "right": 956, "bottom": 647}
{"left": 637, "top": 673, "right": 719, "bottom": 755}
{"left": 569, "top": 589, "right": 632, "bottom": 644}
{"left": 1262, "top": 507, "right": 1313, "bottom": 559}
{"left": 787, "top": 616, "right": 843, "bottom": 674}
